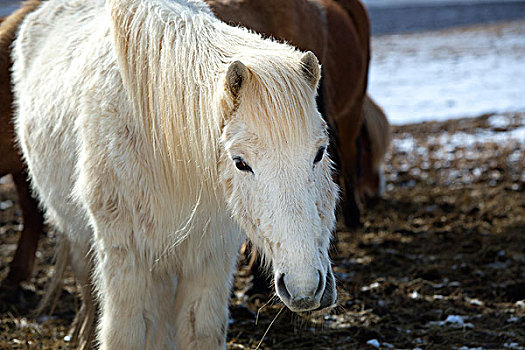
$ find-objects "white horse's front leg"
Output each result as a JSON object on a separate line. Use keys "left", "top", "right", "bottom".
{"left": 94, "top": 240, "right": 149, "bottom": 350}
{"left": 94, "top": 234, "right": 179, "bottom": 349}
{"left": 173, "top": 247, "right": 239, "bottom": 349}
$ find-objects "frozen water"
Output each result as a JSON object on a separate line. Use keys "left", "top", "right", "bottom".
{"left": 444, "top": 315, "right": 466, "bottom": 325}
{"left": 369, "top": 21, "right": 525, "bottom": 124}
{"left": 488, "top": 114, "right": 512, "bottom": 129}
{"left": 366, "top": 339, "right": 381, "bottom": 348}
{"left": 428, "top": 314, "right": 475, "bottom": 328}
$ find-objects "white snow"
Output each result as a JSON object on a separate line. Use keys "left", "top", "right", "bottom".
{"left": 465, "top": 297, "right": 484, "bottom": 306}
{"left": 369, "top": 21, "right": 525, "bottom": 125}
{"left": 361, "top": 281, "right": 381, "bottom": 291}
{"left": 389, "top": 116, "right": 525, "bottom": 167}
{"left": 428, "top": 314, "right": 475, "bottom": 328}
{"left": 0, "top": 200, "right": 14, "bottom": 210}
{"left": 409, "top": 290, "right": 420, "bottom": 299}
{"left": 488, "top": 114, "right": 512, "bottom": 129}
{"left": 429, "top": 127, "right": 525, "bottom": 148}
{"left": 367, "top": 339, "right": 381, "bottom": 348}
{"left": 444, "top": 315, "right": 466, "bottom": 325}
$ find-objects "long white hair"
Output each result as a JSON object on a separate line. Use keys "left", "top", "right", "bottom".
{"left": 109, "top": 0, "right": 318, "bottom": 204}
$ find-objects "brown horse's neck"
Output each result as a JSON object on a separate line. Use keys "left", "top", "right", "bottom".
{"left": 207, "top": 0, "right": 327, "bottom": 60}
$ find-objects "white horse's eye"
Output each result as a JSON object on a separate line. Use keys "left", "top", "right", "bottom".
{"left": 313, "top": 146, "right": 326, "bottom": 164}
{"left": 233, "top": 156, "right": 253, "bottom": 173}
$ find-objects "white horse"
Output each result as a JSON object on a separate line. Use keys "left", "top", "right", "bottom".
{"left": 13, "top": 0, "right": 338, "bottom": 348}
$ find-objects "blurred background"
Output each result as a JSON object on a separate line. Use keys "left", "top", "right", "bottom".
{"left": 363, "top": 0, "right": 525, "bottom": 124}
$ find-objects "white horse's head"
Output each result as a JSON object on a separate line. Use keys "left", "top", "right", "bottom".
{"left": 219, "top": 51, "right": 339, "bottom": 312}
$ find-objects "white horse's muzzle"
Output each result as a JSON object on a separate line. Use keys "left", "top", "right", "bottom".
{"left": 275, "top": 266, "right": 336, "bottom": 312}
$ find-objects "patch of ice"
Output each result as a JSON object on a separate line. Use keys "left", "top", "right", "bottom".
{"left": 444, "top": 315, "right": 466, "bottom": 325}
{"left": 487, "top": 260, "right": 511, "bottom": 269}
{"left": 425, "top": 127, "right": 525, "bottom": 156}
{"left": 515, "top": 300, "right": 525, "bottom": 308}
{"left": 504, "top": 343, "right": 521, "bottom": 349}
{"left": 488, "top": 115, "right": 511, "bottom": 129}
{"left": 508, "top": 150, "right": 522, "bottom": 163}
{"left": 394, "top": 137, "right": 417, "bottom": 153}
{"left": 0, "top": 200, "right": 14, "bottom": 210}
{"left": 466, "top": 297, "right": 484, "bottom": 306}
{"left": 367, "top": 339, "right": 381, "bottom": 348}
{"left": 362, "top": 281, "right": 381, "bottom": 291}
{"left": 429, "top": 315, "right": 474, "bottom": 328}
{"left": 0, "top": 175, "right": 12, "bottom": 185}
{"left": 369, "top": 22, "right": 525, "bottom": 124}
{"left": 409, "top": 290, "right": 420, "bottom": 299}
{"left": 37, "top": 315, "right": 57, "bottom": 323}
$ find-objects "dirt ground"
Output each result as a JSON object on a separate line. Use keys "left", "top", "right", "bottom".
{"left": 0, "top": 112, "right": 524, "bottom": 349}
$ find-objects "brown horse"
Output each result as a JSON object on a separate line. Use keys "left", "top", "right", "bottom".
{"left": 358, "top": 95, "right": 391, "bottom": 200}
{"left": 0, "top": 0, "right": 44, "bottom": 289}
{"left": 208, "top": 0, "right": 371, "bottom": 227}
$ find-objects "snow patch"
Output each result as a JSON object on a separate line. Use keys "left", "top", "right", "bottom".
{"left": 428, "top": 315, "right": 474, "bottom": 328}
{"left": 369, "top": 21, "right": 525, "bottom": 124}
{"left": 0, "top": 200, "right": 14, "bottom": 210}
{"left": 367, "top": 339, "right": 381, "bottom": 348}
{"left": 488, "top": 114, "right": 512, "bottom": 129}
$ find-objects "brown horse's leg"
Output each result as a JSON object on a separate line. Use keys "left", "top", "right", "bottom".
{"left": 2, "top": 170, "right": 44, "bottom": 289}
{"left": 247, "top": 248, "right": 271, "bottom": 297}
{"left": 239, "top": 243, "right": 271, "bottom": 297}
{"left": 341, "top": 174, "right": 362, "bottom": 229}
{"left": 336, "top": 106, "right": 364, "bottom": 229}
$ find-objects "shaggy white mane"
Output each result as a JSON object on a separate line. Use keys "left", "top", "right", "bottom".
{"left": 110, "top": 0, "right": 318, "bottom": 198}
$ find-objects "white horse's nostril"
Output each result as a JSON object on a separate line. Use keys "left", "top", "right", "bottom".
{"left": 314, "top": 269, "right": 324, "bottom": 298}
{"left": 276, "top": 271, "right": 325, "bottom": 312}
{"left": 277, "top": 273, "right": 291, "bottom": 300}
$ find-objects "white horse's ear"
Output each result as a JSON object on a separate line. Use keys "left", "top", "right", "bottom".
{"left": 225, "top": 60, "right": 248, "bottom": 100}
{"left": 300, "top": 51, "right": 320, "bottom": 88}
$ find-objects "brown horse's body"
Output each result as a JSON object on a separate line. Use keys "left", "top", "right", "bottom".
{"left": 358, "top": 95, "right": 391, "bottom": 199}
{"left": 0, "top": 0, "right": 44, "bottom": 289}
{"left": 209, "top": 0, "right": 371, "bottom": 227}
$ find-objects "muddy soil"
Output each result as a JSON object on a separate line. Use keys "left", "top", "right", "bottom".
{"left": 1, "top": 112, "right": 524, "bottom": 349}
